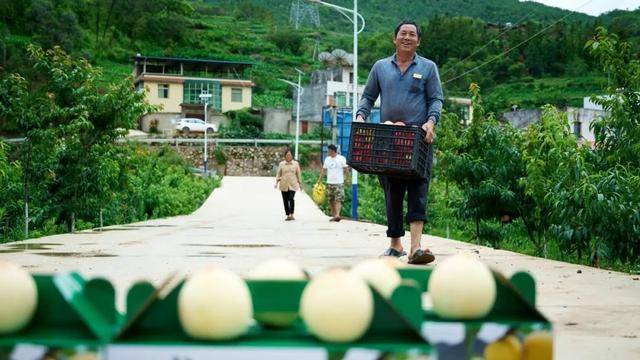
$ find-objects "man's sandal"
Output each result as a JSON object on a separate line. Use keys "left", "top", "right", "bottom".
{"left": 408, "top": 249, "right": 435, "bottom": 265}
{"left": 380, "top": 247, "right": 407, "bottom": 258}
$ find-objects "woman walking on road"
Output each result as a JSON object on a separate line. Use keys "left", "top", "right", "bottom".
{"left": 275, "top": 149, "right": 303, "bottom": 221}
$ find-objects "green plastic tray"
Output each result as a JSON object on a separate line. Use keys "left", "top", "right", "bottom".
{"left": 0, "top": 272, "right": 116, "bottom": 347}
{"left": 1, "top": 267, "right": 550, "bottom": 356}
{"left": 114, "top": 277, "right": 429, "bottom": 353}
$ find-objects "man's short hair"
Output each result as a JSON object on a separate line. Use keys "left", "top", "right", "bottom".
{"left": 394, "top": 19, "right": 421, "bottom": 40}
{"left": 328, "top": 144, "right": 337, "bottom": 152}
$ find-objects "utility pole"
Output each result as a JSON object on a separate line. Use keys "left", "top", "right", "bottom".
{"left": 200, "top": 91, "right": 212, "bottom": 176}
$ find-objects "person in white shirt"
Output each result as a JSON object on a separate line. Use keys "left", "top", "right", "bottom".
{"left": 317, "top": 144, "right": 349, "bottom": 221}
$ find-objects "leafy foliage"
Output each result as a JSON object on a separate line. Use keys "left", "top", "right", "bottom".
{"left": 267, "top": 28, "right": 304, "bottom": 56}
{"left": 1, "top": 2, "right": 639, "bottom": 269}
{"left": 219, "top": 109, "right": 264, "bottom": 139}
{"left": 302, "top": 31, "right": 640, "bottom": 269}
{"left": 208, "top": 0, "right": 593, "bottom": 33}
{"left": 447, "top": 85, "right": 525, "bottom": 246}
{"left": 586, "top": 27, "right": 640, "bottom": 169}
{"left": 2, "top": 1, "right": 640, "bottom": 115}
{"left": 0, "top": 2, "right": 631, "bottom": 114}
{"left": 0, "top": 46, "right": 219, "bottom": 242}
{"left": 519, "top": 105, "right": 580, "bottom": 257}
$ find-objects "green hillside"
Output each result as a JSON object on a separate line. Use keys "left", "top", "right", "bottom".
{"left": 1, "top": 0, "right": 639, "bottom": 121}
{"left": 207, "top": 0, "right": 594, "bottom": 33}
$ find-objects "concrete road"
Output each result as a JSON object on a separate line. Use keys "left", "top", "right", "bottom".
{"left": 1, "top": 177, "right": 639, "bottom": 359}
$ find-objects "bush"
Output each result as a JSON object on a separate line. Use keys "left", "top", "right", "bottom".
{"left": 266, "top": 28, "right": 304, "bottom": 55}
{"left": 213, "top": 146, "right": 227, "bottom": 165}
{"left": 220, "top": 109, "right": 264, "bottom": 139}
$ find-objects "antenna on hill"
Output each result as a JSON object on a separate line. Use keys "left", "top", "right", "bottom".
{"left": 290, "top": 0, "right": 320, "bottom": 30}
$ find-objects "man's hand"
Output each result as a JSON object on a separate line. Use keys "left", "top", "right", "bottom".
{"left": 422, "top": 119, "right": 436, "bottom": 144}
{"left": 355, "top": 115, "right": 365, "bottom": 122}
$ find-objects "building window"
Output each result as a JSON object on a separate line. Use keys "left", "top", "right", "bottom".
{"left": 335, "top": 91, "right": 347, "bottom": 107}
{"left": 349, "top": 72, "right": 353, "bottom": 84}
{"left": 231, "top": 88, "right": 243, "bottom": 103}
{"left": 183, "top": 80, "right": 222, "bottom": 111}
{"left": 158, "top": 84, "right": 169, "bottom": 99}
{"left": 573, "top": 121, "right": 581, "bottom": 137}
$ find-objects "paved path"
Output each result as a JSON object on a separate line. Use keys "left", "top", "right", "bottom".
{"left": 1, "top": 177, "right": 639, "bottom": 359}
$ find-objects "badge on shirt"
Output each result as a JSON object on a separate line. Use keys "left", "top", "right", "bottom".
{"left": 412, "top": 73, "right": 423, "bottom": 79}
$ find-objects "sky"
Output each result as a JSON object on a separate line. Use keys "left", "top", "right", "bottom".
{"left": 524, "top": 0, "right": 640, "bottom": 16}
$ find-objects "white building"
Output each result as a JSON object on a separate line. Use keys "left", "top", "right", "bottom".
{"left": 295, "top": 66, "right": 372, "bottom": 126}
{"left": 503, "top": 96, "right": 608, "bottom": 144}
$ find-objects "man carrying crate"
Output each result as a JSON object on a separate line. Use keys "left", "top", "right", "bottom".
{"left": 317, "top": 144, "right": 350, "bottom": 222}
{"left": 355, "top": 19, "right": 444, "bottom": 264}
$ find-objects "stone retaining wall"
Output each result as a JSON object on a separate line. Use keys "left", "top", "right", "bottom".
{"left": 174, "top": 145, "right": 318, "bottom": 176}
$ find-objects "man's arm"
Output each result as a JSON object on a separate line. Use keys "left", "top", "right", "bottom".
{"left": 341, "top": 156, "right": 350, "bottom": 183}
{"left": 421, "top": 62, "right": 444, "bottom": 143}
{"left": 425, "top": 62, "right": 444, "bottom": 125}
{"left": 422, "top": 119, "right": 436, "bottom": 144}
{"left": 356, "top": 63, "right": 380, "bottom": 122}
{"left": 317, "top": 167, "right": 325, "bottom": 183}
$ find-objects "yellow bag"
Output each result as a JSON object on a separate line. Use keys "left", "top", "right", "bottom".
{"left": 312, "top": 182, "right": 326, "bottom": 205}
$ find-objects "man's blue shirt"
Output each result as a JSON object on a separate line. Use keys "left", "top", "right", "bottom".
{"left": 357, "top": 53, "right": 444, "bottom": 126}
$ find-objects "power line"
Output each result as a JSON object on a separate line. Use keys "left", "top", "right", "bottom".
{"left": 442, "top": 0, "right": 596, "bottom": 85}
{"left": 440, "top": 12, "right": 535, "bottom": 78}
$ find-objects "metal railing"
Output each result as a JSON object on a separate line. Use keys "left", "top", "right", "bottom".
{"left": 2, "top": 137, "right": 323, "bottom": 146}
{"left": 117, "top": 138, "right": 323, "bottom": 146}
{"left": 2, "top": 137, "right": 26, "bottom": 143}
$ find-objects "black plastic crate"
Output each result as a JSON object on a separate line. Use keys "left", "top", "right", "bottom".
{"left": 347, "top": 122, "right": 430, "bottom": 179}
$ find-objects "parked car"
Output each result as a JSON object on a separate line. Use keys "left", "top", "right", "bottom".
{"left": 175, "top": 118, "right": 217, "bottom": 134}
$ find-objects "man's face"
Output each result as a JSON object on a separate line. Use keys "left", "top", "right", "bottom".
{"left": 394, "top": 24, "right": 420, "bottom": 54}
{"left": 328, "top": 149, "right": 337, "bottom": 157}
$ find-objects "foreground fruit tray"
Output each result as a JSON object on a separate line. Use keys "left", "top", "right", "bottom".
{"left": 0, "top": 268, "right": 551, "bottom": 354}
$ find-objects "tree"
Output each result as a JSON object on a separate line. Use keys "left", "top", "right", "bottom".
{"left": 433, "top": 110, "right": 464, "bottom": 237}
{"left": 267, "top": 27, "right": 304, "bottom": 56}
{"left": 420, "top": 16, "right": 486, "bottom": 67}
{"left": 359, "top": 32, "right": 395, "bottom": 71}
{"left": 519, "top": 105, "right": 580, "bottom": 258}
{"left": 0, "top": 45, "right": 154, "bottom": 232}
{"left": 0, "top": 23, "right": 8, "bottom": 67}
{"left": 587, "top": 27, "right": 640, "bottom": 170}
{"left": 25, "top": 0, "right": 82, "bottom": 52}
{"left": 449, "top": 84, "right": 526, "bottom": 245}
{"left": 234, "top": 0, "right": 273, "bottom": 23}
{"left": 568, "top": 27, "right": 640, "bottom": 265}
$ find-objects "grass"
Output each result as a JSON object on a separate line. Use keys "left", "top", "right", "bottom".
{"left": 96, "top": 60, "right": 133, "bottom": 84}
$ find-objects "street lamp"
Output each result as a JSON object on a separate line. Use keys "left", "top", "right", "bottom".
{"left": 199, "top": 91, "right": 212, "bottom": 176}
{"left": 308, "top": 0, "right": 365, "bottom": 220}
{"left": 278, "top": 68, "right": 304, "bottom": 161}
